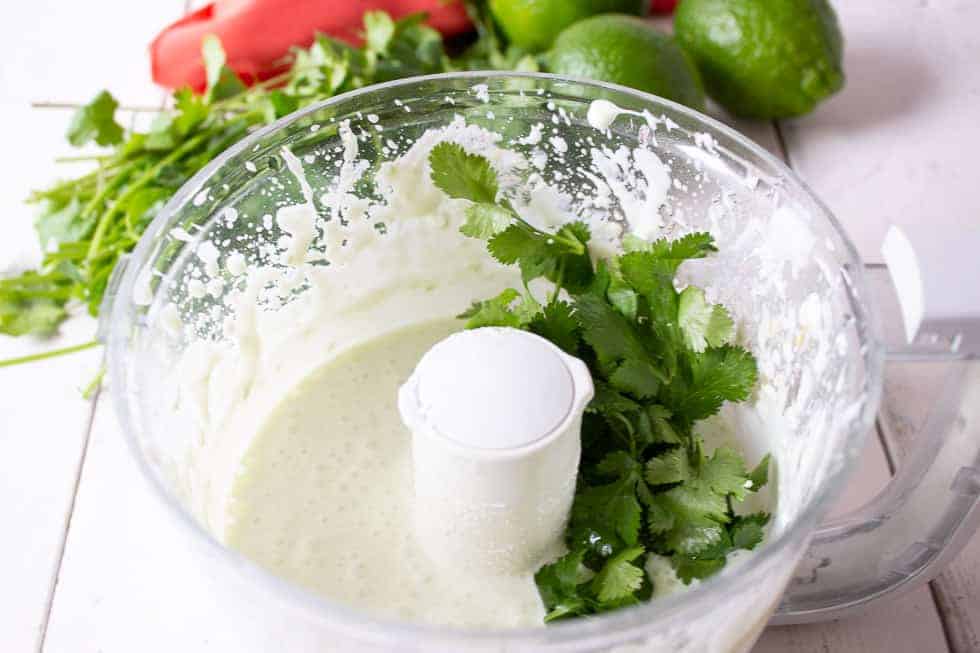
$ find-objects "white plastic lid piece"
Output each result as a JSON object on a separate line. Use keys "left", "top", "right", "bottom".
{"left": 882, "top": 224, "right": 980, "bottom": 355}
{"left": 411, "top": 328, "right": 574, "bottom": 450}
{"left": 399, "top": 326, "right": 593, "bottom": 574}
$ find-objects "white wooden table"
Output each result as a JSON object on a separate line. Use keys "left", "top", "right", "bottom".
{"left": 1, "top": 1, "right": 977, "bottom": 651}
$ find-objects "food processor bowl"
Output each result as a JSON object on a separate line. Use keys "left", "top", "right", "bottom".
{"left": 100, "top": 73, "right": 980, "bottom": 652}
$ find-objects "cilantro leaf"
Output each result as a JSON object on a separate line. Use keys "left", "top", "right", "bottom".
{"left": 572, "top": 479, "right": 643, "bottom": 547}
{"left": 659, "top": 478, "right": 730, "bottom": 524}
{"left": 428, "top": 142, "right": 498, "bottom": 204}
{"left": 667, "top": 512, "right": 771, "bottom": 584}
{"left": 143, "top": 114, "right": 177, "bottom": 151}
{"left": 487, "top": 222, "right": 540, "bottom": 264}
{"left": 529, "top": 301, "right": 579, "bottom": 355}
{"left": 700, "top": 446, "right": 751, "bottom": 501}
{"left": 590, "top": 547, "right": 646, "bottom": 603}
{"left": 606, "top": 274, "right": 639, "bottom": 321}
{"left": 646, "top": 405, "right": 682, "bottom": 444}
{"left": 488, "top": 220, "right": 593, "bottom": 291}
{"left": 372, "top": 12, "right": 447, "bottom": 80}
{"left": 645, "top": 496, "right": 675, "bottom": 535}
{"left": 672, "top": 555, "right": 726, "bottom": 583}
{"left": 666, "top": 345, "right": 758, "bottom": 423}
{"left": 588, "top": 382, "right": 641, "bottom": 416}
{"left": 363, "top": 10, "right": 396, "bottom": 53}
{"left": 172, "top": 88, "right": 208, "bottom": 134}
{"left": 543, "top": 597, "right": 589, "bottom": 623}
{"left": 609, "top": 359, "right": 663, "bottom": 399}
{"left": 536, "top": 544, "right": 649, "bottom": 620}
{"left": 457, "top": 288, "right": 523, "bottom": 329}
{"left": 678, "top": 287, "right": 735, "bottom": 353}
{"left": 34, "top": 198, "right": 96, "bottom": 249}
{"left": 66, "top": 90, "right": 124, "bottom": 147}
{"left": 0, "top": 295, "right": 66, "bottom": 337}
{"left": 203, "top": 35, "right": 247, "bottom": 102}
{"left": 535, "top": 548, "right": 589, "bottom": 622}
{"left": 574, "top": 293, "right": 649, "bottom": 367}
{"left": 731, "top": 513, "right": 770, "bottom": 550}
{"left": 747, "top": 454, "right": 771, "bottom": 492}
{"left": 0, "top": 270, "right": 71, "bottom": 336}
{"left": 616, "top": 251, "right": 682, "bottom": 372}
{"left": 646, "top": 232, "right": 718, "bottom": 273}
{"left": 461, "top": 203, "right": 513, "bottom": 238}
{"left": 645, "top": 448, "right": 692, "bottom": 486}
{"left": 616, "top": 250, "right": 674, "bottom": 299}
{"left": 663, "top": 518, "right": 728, "bottom": 557}
{"left": 595, "top": 451, "right": 641, "bottom": 479}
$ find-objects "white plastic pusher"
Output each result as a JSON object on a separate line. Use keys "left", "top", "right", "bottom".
{"left": 398, "top": 327, "right": 594, "bottom": 574}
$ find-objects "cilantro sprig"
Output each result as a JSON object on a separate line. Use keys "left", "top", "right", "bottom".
{"left": 0, "top": 10, "right": 532, "bottom": 364}
{"left": 428, "top": 143, "right": 771, "bottom": 623}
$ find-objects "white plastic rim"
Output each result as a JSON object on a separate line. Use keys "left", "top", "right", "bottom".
{"left": 400, "top": 327, "right": 594, "bottom": 574}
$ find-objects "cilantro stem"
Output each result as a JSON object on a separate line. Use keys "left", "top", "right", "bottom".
{"left": 79, "top": 159, "right": 143, "bottom": 231}
{"left": 554, "top": 232, "right": 586, "bottom": 255}
{"left": 0, "top": 340, "right": 99, "bottom": 368}
{"left": 212, "top": 71, "right": 293, "bottom": 111}
{"left": 86, "top": 132, "right": 210, "bottom": 264}
{"left": 81, "top": 365, "right": 106, "bottom": 399}
{"left": 55, "top": 154, "right": 113, "bottom": 163}
{"left": 550, "top": 259, "right": 566, "bottom": 304}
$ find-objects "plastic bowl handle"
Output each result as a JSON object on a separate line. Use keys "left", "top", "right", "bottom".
{"left": 774, "top": 225, "right": 980, "bottom": 623}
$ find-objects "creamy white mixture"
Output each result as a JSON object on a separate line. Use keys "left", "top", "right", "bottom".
{"left": 141, "top": 91, "right": 866, "bottom": 636}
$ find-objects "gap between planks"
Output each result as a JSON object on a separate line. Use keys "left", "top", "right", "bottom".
{"left": 35, "top": 387, "right": 101, "bottom": 653}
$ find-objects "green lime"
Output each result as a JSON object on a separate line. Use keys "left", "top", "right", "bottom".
{"left": 674, "top": 0, "right": 844, "bottom": 119}
{"left": 488, "top": 0, "right": 646, "bottom": 52}
{"left": 546, "top": 15, "right": 706, "bottom": 111}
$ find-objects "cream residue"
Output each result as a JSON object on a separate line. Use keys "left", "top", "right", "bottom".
{"left": 276, "top": 147, "right": 318, "bottom": 267}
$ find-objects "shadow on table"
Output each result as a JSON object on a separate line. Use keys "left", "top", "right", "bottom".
{"left": 786, "top": 44, "right": 939, "bottom": 130}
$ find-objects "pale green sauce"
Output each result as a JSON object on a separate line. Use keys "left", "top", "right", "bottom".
{"left": 225, "top": 320, "right": 547, "bottom": 628}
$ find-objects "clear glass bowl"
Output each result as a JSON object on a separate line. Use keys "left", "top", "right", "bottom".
{"left": 104, "top": 73, "right": 886, "bottom": 652}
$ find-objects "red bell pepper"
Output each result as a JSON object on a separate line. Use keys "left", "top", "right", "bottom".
{"left": 649, "top": 0, "right": 678, "bottom": 13}
{"left": 151, "top": 0, "right": 473, "bottom": 92}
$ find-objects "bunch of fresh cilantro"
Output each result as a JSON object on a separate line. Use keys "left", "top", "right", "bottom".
{"left": 0, "top": 9, "right": 523, "bottom": 365}
{"left": 428, "top": 142, "right": 771, "bottom": 623}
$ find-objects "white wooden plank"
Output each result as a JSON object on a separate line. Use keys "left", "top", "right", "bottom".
{"left": 0, "top": 0, "right": 187, "bottom": 107}
{"left": 0, "top": 101, "right": 106, "bottom": 652}
{"left": 0, "top": 333, "right": 100, "bottom": 653}
{"left": 755, "top": 596, "right": 950, "bottom": 653}
{"left": 779, "top": 0, "right": 980, "bottom": 263}
{"left": 932, "top": 537, "right": 980, "bottom": 653}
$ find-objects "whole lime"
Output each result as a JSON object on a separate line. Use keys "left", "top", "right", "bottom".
{"left": 674, "top": 0, "right": 844, "bottom": 119}
{"left": 488, "top": 0, "right": 646, "bottom": 52}
{"left": 547, "top": 15, "right": 705, "bottom": 110}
